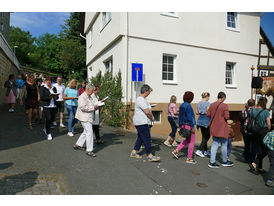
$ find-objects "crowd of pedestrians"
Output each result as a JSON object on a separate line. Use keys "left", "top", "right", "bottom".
{"left": 3, "top": 75, "right": 274, "bottom": 187}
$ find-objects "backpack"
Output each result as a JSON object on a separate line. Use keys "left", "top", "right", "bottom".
{"left": 246, "top": 109, "right": 264, "bottom": 134}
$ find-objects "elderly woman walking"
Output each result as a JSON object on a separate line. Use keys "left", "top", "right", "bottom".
{"left": 130, "top": 84, "right": 160, "bottom": 162}
{"left": 207, "top": 92, "right": 233, "bottom": 168}
{"left": 74, "top": 84, "right": 99, "bottom": 157}
{"left": 172, "top": 91, "right": 197, "bottom": 164}
{"left": 4, "top": 74, "right": 17, "bottom": 113}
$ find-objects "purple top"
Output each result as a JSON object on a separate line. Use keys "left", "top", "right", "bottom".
{"left": 168, "top": 103, "right": 178, "bottom": 118}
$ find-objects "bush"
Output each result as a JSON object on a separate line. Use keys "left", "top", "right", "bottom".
{"left": 90, "top": 70, "right": 128, "bottom": 127}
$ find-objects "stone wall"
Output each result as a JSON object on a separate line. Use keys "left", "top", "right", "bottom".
{"left": 0, "top": 48, "right": 20, "bottom": 105}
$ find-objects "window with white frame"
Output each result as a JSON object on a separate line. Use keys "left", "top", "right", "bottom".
{"left": 152, "top": 111, "right": 161, "bottom": 123}
{"left": 102, "top": 12, "right": 111, "bottom": 29}
{"left": 88, "top": 27, "right": 93, "bottom": 48}
{"left": 259, "top": 70, "right": 269, "bottom": 76}
{"left": 162, "top": 55, "right": 175, "bottom": 82}
{"left": 227, "top": 12, "right": 238, "bottom": 30}
{"left": 104, "top": 57, "right": 113, "bottom": 73}
{"left": 225, "top": 62, "right": 236, "bottom": 86}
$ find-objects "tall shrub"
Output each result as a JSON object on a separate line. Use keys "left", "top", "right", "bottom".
{"left": 91, "top": 70, "right": 128, "bottom": 127}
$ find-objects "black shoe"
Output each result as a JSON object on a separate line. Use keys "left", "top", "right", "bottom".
{"left": 208, "top": 162, "right": 219, "bottom": 168}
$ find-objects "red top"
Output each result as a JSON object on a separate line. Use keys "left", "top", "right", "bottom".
{"left": 78, "top": 87, "right": 85, "bottom": 96}
{"left": 207, "top": 101, "right": 230, "bottom": 138}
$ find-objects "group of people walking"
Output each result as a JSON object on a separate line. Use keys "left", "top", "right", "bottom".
{"left": 130, "top": 84, "right": 273, "bottom": 187}
{"left": 4, "top": 73, "right": 104, "bottom": 157}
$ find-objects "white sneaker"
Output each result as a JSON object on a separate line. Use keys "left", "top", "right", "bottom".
{"left": 195, "top": 150, "right": 205, "bottom": 158}
{"left": 67, "top": 132, "right": 74, "bottom": 137}
{"left": 47, "top": 134, "right": 52, "bottom": 140}
{"left": 43, "top": 128, "right": 47, "bottom": 135}
{"left": 60, "top": 123, "right": 66, "bottom": 128}
{"left": 11, "top": 108, "right": 14, "bottom": 112}
{"left": 53, "top": 121, "right": 57, "bottom": 126}
{"left": 8, "top": 109, "right": 12, "bottom": 113}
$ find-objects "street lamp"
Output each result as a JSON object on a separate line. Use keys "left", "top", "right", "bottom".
{"left": 13, "top": 45, "right": 18, "bottom": 56}
{"left": 251, "top": 65, "right": 255, "bottom": 99}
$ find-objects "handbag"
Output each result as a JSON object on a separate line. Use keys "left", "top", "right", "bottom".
{"left": 263, "top": 131, "right": 274, "bottom": 151}
{"left": 179, "top": 104, "right": 192, "bottom": 139}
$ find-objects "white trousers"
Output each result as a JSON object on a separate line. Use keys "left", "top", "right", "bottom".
{"left": 76, "top": 121, "right": 94, "bottom": 152}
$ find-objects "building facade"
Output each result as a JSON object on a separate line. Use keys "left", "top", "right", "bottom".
{"left": 0, "top": 12, "right": 20, "bottom": 105}
{"left": 83, "top": 12, "right": 270, "bottom": 140}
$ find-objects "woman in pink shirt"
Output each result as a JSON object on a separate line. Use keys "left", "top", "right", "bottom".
{"left": 164, "top": 95, "right": 179, "bottom": 147}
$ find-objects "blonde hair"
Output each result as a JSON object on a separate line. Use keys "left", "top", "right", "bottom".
{"left": 169, "top": 95, "right": 177, "bottom": 104}
{"left": 67, "top": 79, "right": 77, "bottom": 89}
{"left": 201, "top": 92, "right": 210, "bottom": 99}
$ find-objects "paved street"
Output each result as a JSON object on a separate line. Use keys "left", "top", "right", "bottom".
{"left": 0, "top": 103, "right": 273, "bottom": 195}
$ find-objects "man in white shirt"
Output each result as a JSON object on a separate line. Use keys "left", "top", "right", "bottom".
{"left": 53, "top": 76, "right": 66, "bottom": 127}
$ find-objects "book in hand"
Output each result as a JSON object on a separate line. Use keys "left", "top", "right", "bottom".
{"left": 97, "top": 101, "right": 105, "bottom": 106}
{"left": 50, "top": 92, "right": 60, "bottom": 96}
{"left": 101, "top": 96, "right": 109, "bottom": 102}
{"left": 151, "top": 104, "right": 157, "bottom": 107}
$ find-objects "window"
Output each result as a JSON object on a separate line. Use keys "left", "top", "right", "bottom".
{"left": 259, "top": 70, "right": 269, "bottom": 76}
{"left": 161, "top": 12, "right": 179, "bottom": 18}
{"left": 88, "top": 27, "right": 93, "bottom": 48}
{"left": 102, "top": 12, "right": 111, "bottom": 29}
{"left": 152, "top": 111, "right": 161, "bottom": 123}
{"left": 162, "top": 55, "right": 175, "bottom": 82}
{"left": 104, "top": 57, "right": 113, "bottom": 73}
{"left": 225, "top": 62, "right": 236, "bottom": 86}
{"left": 227, "top": 12, "right": 239, "bottom": 31}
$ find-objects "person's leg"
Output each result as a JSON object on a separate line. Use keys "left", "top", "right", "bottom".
{"left": 76, "top": 121, "right": 88, "bottom": 147}
{"left": 165, "top": 117, "right": 174, "bottom": 144}
{"left": 93, "top": 125, "right": 100, "bottom": 141}
{"left": 66, "top": 104, "right": 73, "bottom": 132}
{"left": 44, "top": 108, "right": 51, "bottom": 134}
{"left": 242, "top": 132, "right": 250, "bottom": 162}
{"left": 227, "top": 138, "right": 232, "bottom": 159}
{"left": 133, "top": 126, "right": 144, "bottom": 152}
{"left": 32, "top": 108, "right": 38, "bottom": 122}
{"left": 170, "top": 117, "right": 178, "bottom": 143}
{"left": 60, "top": 112, "right": 63, "bottom": 125}
{"left": 250, "top": 134, "right": 258, "bottom": 164}
{"left": 137, "top": 125, "right": 152, "bottom": 155}
{"left": 220, "top": 138, "right": 228, "bottom": 163}
{"left": 187, "top": 131, "right": 195, "bottom": 159}
{"left": 210, "top": 137, "right": 220, "bottom": 163}
{"left": 268, "top": 150, "right": 274, "bottom": 181}
{"left": 71, "top": 106, "right": 78, "bottom": 128}
{"left": 85, "top": 122, "right": 94, "bottom": 152}
{"left": 199, "top": 127, "right": 207, "bottom": 152}
{"left": 204, "top": 127, "right": 211, "bottom": 152}
{"left": 28, "top": 108, "right": 33, "bottom": 126}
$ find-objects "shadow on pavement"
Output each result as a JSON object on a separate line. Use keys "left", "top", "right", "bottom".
{"left": 93, "top": 132, "right": 123, "bottom": 154}
{"left": 0, "top": 171, "right": 38, "bottom": 195}
{"left": 0, "top": 162, "right": 13, "bottom": 170}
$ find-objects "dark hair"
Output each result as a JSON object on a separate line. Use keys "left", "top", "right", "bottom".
{"left": 94, "top": 85, "right": 99, "bottom": 91}
{"left": 259, "top": 96, "right": 268, "bottom": 104}
{"left": 217, "top": 92, "right": 226, "bottom": 99}
{"left": 183, "top": 91, "right": 194, "bottom": 103}
{"left": 140, "top": 84, "right": 151, "bottom": 94}
{"left": 45, "top": 76, "right": 52, "bottom": 82}
{"left": 35, "top": 78, "right": 42, "bottom": 84}
{"left": 247, "top": 99, "right": 255, "bottom": 107}
{"left": 8, "top": 74, "right": 15, "bottom": 80}
{"left": 257, "top": 98, "right": 267, "bottom": 109}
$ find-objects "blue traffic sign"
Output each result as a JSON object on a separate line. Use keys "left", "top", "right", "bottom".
{"left": 132, "top": 63, "right": 143, "bottom": 82}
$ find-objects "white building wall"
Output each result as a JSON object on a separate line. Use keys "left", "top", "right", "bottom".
{"left": 127, "top": 37, "right": 257, "bottom": 104}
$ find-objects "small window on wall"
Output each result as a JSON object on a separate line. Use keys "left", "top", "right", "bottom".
{"left": 104, "top": 57, "right": 113, "bottom": 73}
{"left": 162, "top": 54, "right": 175, "bottom": 82}
{"left": 102, "top": 12, "right": 111, "bottom": 29}
{"left": 152, "top": 111, "right": 161, "bottom": 123}
{"left": 225, "top": 62, "right": 236, "bottom": 87}
{"left": 227, "top": 12, "right": 239, "bottom": 31}
{"left": 259, "top": 70, "right": 269, "bottom": 76}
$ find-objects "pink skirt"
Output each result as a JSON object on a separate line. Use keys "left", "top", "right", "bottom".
{"left": 6, "top": 90, "right": 16, "bottom": 104}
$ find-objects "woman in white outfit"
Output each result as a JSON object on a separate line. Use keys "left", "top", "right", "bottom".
{"left": 91, "top": 86, "right": 104, "bottom": 144}
{"left": 74, "top": 84, "right": 99, "bottom": 157}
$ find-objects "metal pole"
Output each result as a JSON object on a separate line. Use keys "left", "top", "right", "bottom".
{"left": 251, "top": 65, "right": 255, "bottom": 99}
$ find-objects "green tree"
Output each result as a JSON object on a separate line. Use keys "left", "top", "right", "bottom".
{"left": 9, "top": 26, "right": 37, "bottom": 66}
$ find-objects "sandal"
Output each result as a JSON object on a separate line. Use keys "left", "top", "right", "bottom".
{"left": 172, "top": 150, "right": 179, "bottom": 159}
{"left": 186, "top": 158, "right": 197, "bottom": 165}
{"left": 164, "top": 141, "right": 172, "bottom": 147}
{"left": 130, "top": 152, "right": 142, "bottom": 159}
{"left": 86, "top": 152, "right": 96, "bottom": 157}
{"left": 73, "top": 145, "right": 86, "bottom": 151}
{"left": 172, "top": 142, "right": 179, "bottom": 147}
{"left": 148, "top": 155, "right": 160, "bottom": 162}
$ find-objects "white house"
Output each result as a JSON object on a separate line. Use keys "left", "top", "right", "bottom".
{"left": 82, "top": 12, "right": 274, "bottom": 139}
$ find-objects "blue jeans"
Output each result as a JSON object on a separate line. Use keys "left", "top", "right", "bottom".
{"left": 66, "top": 104, "right": 78, "bottom": 132}
{"left": 210, "top": 137, "right": 228, "bottom": 163}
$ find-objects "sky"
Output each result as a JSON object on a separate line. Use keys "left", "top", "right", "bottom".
{"left": 10, "top": 12, "right": 274, "bottom": 46}
{"left": 10, "top": 12, "right": 70, "bottom": 38}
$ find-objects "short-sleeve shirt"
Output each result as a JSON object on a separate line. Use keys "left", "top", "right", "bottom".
{"left": 64, "top": 87, "right": 78, "bottom": 106}
{"left": 25, "top": 82, "right": 38, "bottom": 100}
{"left": 53, "top": 83, "right": 65, "bottom": 102}
{"left": 133, "top": 96, "right": 152, "bottom": 126}
{"left": 168, "top": 103, "right": 178, "bottom": 118}
{"left": 250, "top": 108, "right": 270, "bottom": 128}
{"left": 16, "top": 79, "right": 24, "bottom": 89}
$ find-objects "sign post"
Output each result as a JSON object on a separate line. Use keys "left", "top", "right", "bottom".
{"left": 132, "top": 63, "right": 143, "bottom": 99}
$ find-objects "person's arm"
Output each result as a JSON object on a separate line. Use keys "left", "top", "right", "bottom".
{"left": 4, "top": 81, "right": 10, "bottom": 88}
{"left": 267, "top": 117, "right": 271, "bottom": 131}
{"left": 20, "top": 85, "right": 26, "bottom": 105}
{"left": 206, "top": 105, "right": 211, "bottom": 118}
{"left": 79, "top": 96, "right": 98, "bottom": 113}
{"left": 143, "top": 109, "right": 155, "bottom": 121}
{"left": 172, "top": 105, "right": 179, "bottom": 115}
{"left": 179, "top": 104, "right": 183, "bottom": 125}
{"left": 224, "top": 104, "right": 230, "bottom": 120}
{"left": 63, "top": 89, "right": 76, "bottom": 100}
{"left": 37, "top": 85, "right": 40, "bottom": 101}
